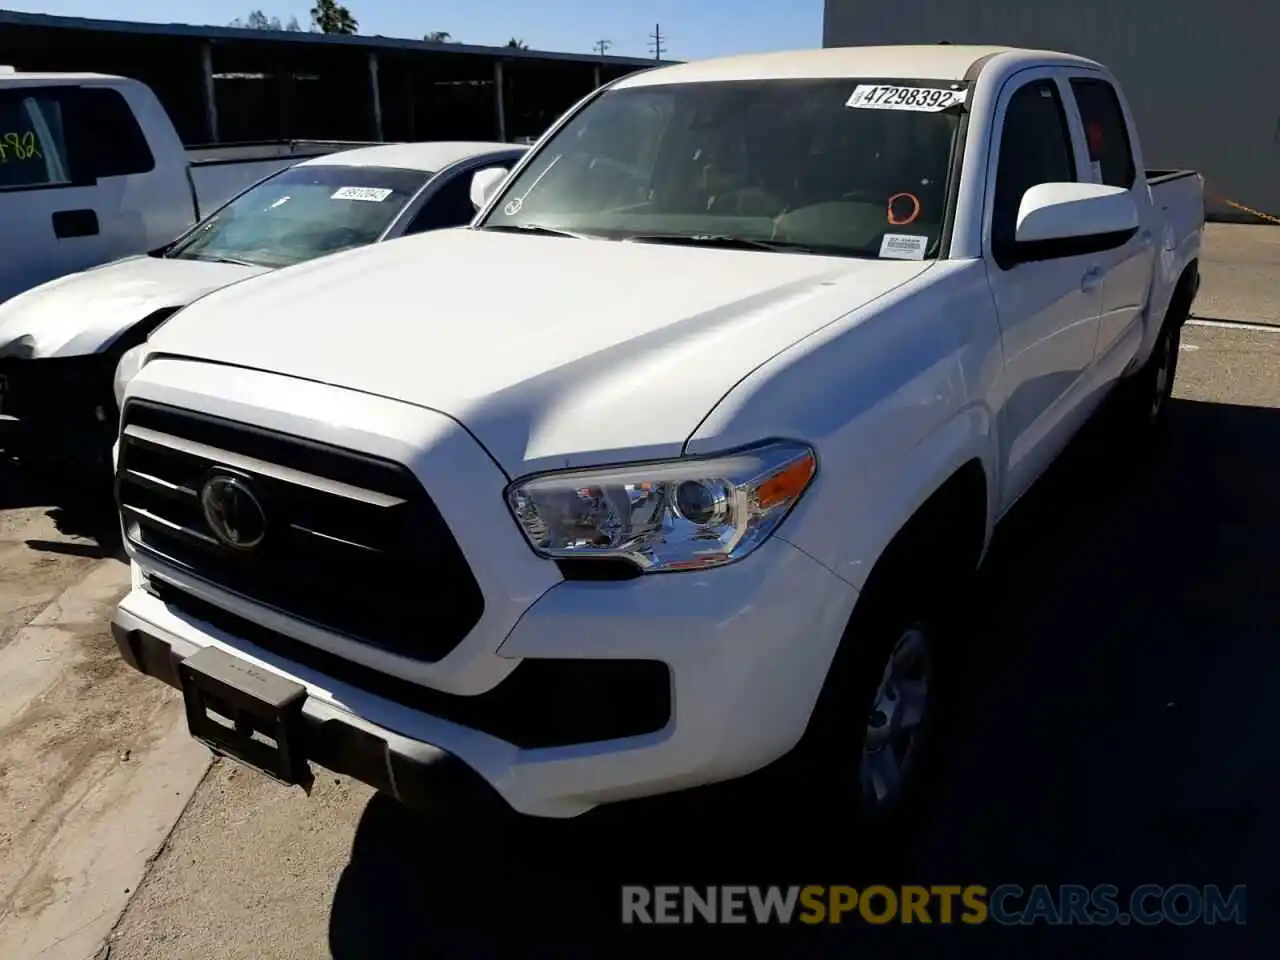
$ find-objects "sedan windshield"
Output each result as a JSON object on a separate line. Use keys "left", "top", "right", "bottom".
{"left": 480, "top": 78, "right": 963, "bottom": 259}
{"left": 167, "top": 165, "right": 432, "bottom": 268}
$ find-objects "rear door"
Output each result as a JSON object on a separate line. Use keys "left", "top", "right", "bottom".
{"left": 1062, "top": 73, "right": 1157, "bottom": 369}
{"left": 0, "top": 82, "right": 165, "bottom": 303}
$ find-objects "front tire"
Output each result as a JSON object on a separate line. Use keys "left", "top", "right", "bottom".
{"left": 772, "top": 571, "right": 955, "bottom": 858}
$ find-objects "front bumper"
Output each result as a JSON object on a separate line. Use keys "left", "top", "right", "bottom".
{"left": 111, "top": 612, "right": 511, "bottom": 816}
{"left": 0, "top": 354, "right": 116, "bottom": 464}
{"left": 114, "top": 536, "right": 858, "bottom": 818}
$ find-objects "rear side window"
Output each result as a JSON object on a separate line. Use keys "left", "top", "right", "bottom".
{"left": 0, "top": 85, "right": 153, "bottom": 191}
{"left": 991, "top": 79, "right": 1076, "bottom": 260}
{"left": 72, "top": 87, "right": 156, "bottom": 178}
{"left": 1070, "top": 78, "right": 1135, "bottom": 189}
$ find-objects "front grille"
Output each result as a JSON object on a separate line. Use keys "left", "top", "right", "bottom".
{"left": 116, "top": 399, "right": 485, "bottom": 662}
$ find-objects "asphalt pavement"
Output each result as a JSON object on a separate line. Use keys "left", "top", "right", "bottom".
{"left": 90, "top": 320, "right": 1279, "bottom": 960}
{"left": 1, "top": 225, "right": 1278, "bottom": 959}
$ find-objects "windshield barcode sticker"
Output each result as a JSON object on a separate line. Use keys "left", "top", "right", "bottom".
{"left": 331, "top": 186, "right": 393, "bottom": 202}
{"left": 879, "top": 234, "right": 929, "bottom": 260}
{"left": 846, "top": 85, "right": 967, "bottom": 112}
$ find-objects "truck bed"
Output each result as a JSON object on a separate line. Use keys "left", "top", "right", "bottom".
{"left": 1148, "top": 169, "right": 1205, "bottom": 257}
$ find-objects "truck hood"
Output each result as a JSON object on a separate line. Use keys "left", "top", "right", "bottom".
{"left": 146, "top": 228, "right": 931, "bottom": 475}
{"left": 0, "top": 255, "right": 267, "bottom": 359}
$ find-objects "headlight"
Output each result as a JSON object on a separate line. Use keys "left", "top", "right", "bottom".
{"left": 506, "top": 440, "right": 817, "bottom": 573}
{"left": 113, "top": 344, "right": 147, "bottom": 409}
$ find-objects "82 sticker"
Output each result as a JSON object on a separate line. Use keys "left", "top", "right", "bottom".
{"left": 846, "top": 85, "right": 967, "bottom": 112}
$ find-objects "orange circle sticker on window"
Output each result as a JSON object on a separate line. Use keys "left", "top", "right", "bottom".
{"left": 888, "top": 192, "right": 922, "bottom": 226}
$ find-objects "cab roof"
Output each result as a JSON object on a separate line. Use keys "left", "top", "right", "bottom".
{"left": 613, "top": 45, "right": 1101, "bottom": 88}
{"left": 299, "top": 141, "right": 526, "bottom": 173}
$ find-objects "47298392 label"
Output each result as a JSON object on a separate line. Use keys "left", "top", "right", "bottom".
{"left": 846, "top": 85, "right": 967, "bottom": 112}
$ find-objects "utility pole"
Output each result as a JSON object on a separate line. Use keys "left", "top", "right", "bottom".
{"left": 593, "top": 39, "right": 612, "bottom": 56}
{"left": 648, "top": 23, "right": 666, "bottom": 61}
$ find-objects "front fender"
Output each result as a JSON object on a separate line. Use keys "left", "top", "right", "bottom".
{"left": 787, "top": 403, "right": 996, "bottom": 590}
{"left": 685, "top": 260, "right": 1002, "bottom": 593}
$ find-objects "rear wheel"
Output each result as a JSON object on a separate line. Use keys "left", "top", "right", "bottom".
{"left": 1105, "top": 280, "right": 1192, "bottom": 449}
{"left": 857, "top": 623, "right": 935, "bottom": 822}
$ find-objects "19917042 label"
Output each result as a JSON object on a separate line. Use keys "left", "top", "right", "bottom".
{"left": 846, "top": 85, "right": 967, "bottom": 112}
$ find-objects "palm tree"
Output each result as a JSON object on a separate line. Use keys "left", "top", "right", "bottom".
{"left": 424, "top": 30, "right": 452, "bottom": 42}
{"left": 506, "top": 38, "right": 528, "bottom": 50}
{"left": 310, "top": 0, "right": 358, "bottom": 34}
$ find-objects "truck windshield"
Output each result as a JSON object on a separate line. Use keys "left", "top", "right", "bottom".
{"left": 479, "top": 78, "right": 963, "bottom": 259}
{"left": 167, "top": 165, "right": 431, "bottom": 268}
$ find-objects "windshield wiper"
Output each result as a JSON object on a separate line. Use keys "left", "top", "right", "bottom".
{"left": 482, "top": 223, "right": 590, "bottom": 239}
{"left": 623, "top": 233, "right": 817, "bottom": 254}
{"left": 173, "top": 253, "right": 261, "bottom": 267}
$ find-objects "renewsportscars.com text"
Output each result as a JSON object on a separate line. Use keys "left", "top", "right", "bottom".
{"left": 621, "top": 884, "right": 1247, "bottom": 926}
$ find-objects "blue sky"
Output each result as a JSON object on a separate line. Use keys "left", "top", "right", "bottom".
{"left": 2, "top": 1, "right": 824, "bottom": 61}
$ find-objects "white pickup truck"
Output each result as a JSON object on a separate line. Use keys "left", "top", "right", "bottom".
{"left": 0, "top": 67, "right": 364, "bottom": 304}
{"left": 110, "top": 45, "right": 1203, "bottom": 829}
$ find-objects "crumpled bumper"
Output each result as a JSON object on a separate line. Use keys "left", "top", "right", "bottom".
{"left": 0, "top": 354, "right": 116, "bottom": 464}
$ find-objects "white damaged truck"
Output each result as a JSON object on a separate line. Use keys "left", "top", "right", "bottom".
{"left": 110, "top": 46, "right": 1203, "bottom": 827}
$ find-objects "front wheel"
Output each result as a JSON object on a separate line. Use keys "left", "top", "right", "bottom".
{"left": 770, "top": 588, "right": 951, "bottom": 855}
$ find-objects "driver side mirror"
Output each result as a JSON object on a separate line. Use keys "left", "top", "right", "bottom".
{"left": 1011, "top": 182, "right": 1139, "bottom": 262}
{"left": 470, "top": 167, "right": 509, "bottom": 211}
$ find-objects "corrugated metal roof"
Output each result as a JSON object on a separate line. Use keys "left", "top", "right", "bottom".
{"left": 0, "top": 9, "right": 678, "bottom": 69}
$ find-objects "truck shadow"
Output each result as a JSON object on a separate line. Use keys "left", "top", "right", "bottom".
{"left": 0, "top": 460, "right": 123, "bottom": 560}
{"left": 328, "top": 396, "right": 1279, "bottom": 958}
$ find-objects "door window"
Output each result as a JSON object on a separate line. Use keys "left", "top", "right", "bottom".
{"left": 1070, "top": 78, "right": 1135, "bottom": 189}
{"left": 991, "top": 79, "right": 1077, "bottom": 265}
{"left": 404, "top": 167, "right": 503, "bottom": 234}
{"left": 0, "top": 85, "right": 153, "bottom": 191}
{"left": 0, "top": 89, "right": 72, "bottom": 190}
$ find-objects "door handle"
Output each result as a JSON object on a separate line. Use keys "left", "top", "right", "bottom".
{"left": 1081, "top": 266, "right": 1102, "bottom": 293}
{"left": 52, "top": 208, "right": 99, "bottom": 239}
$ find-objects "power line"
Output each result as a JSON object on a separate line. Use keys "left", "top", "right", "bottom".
{"left": 593, "top": 39, "right": 612, "bottom": 56}
{"left": 648, "top": 23, "right": 666, "bottom": 61}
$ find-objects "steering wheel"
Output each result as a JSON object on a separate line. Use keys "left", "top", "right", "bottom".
{"left": 839, "top": 188, "right": 881, "bottom": 204}
{"left": 708, "top": 185, "right": 786, "bottom": 217}
{"left": 279, "top": 224, "right": 366, "bottom": 253}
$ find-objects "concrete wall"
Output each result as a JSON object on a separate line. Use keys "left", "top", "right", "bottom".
{"left": 823, "top": 0, "right": 1280, "bottom": 222}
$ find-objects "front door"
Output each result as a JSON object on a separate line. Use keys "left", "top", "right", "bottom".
{"left": 0, "top": 82, "right": 165, "bottom": 305}
{"left": 0, "top": 83, "right": 113, "bottom": 303}
{"left": 984, "top": 71, "right": 1103, "bottom": 511}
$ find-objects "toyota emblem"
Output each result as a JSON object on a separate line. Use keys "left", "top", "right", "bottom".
{"left": 200, "top": 474, "right": 267, "bottom": 550}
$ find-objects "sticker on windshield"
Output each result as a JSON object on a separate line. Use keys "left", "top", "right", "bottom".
{"left": 330, "top": 186, "right": 394, "bottom": 202}
{"left": 846, "top": 85, "right": 967, "bottom": 112}
{"left": 879, "top": 233, "right": 929, "bottom": 261}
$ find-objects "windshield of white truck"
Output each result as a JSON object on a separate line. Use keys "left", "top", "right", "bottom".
{"left": 165, "top": 165, "right": 431, "bottom": 268}
{"left": 479, "top": 78, "right": 963, "bottom": 259}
